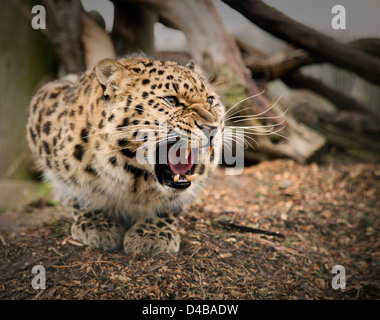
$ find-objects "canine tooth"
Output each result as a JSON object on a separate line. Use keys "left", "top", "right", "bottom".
{"left": 173, "top": 174, "right": 180, "bottom": 183}
{"left": 185, "top": 174, "right": 197, "bottom": 182}
{"left": 208, "top": 144, "right": 214, "bottom": 156}
{"left": 185, "top": 148, "right": 191, "bottom": 159}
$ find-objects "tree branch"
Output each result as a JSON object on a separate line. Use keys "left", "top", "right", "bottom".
{"left": 282, "top": 70, "right": 380, "bottom": 118}
{"left": 81, "top": 12, "right": 116, "bottom": 68}
{"left": 40, "top": 0, "right": 62, "bottom": 34}
{"left": 349, "top": 38, "right": 380, "bottom": 58}
{"left": 242, "top": 48, "right": 312, "bottom": 81}
{"left": 222, "top": 0, "right": 380, "bottom": 85}
{"left": 111, "top": 0, "right": 156, "bottom": 56}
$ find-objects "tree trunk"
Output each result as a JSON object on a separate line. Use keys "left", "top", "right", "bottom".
{"left": 0, "top": 0, "right": 57, "bottom": 179}
{"left": 111, "top": 0, "right": 156, "bottom": 56}
{"left": 11, "top": 0, "right": 86, "bottom": 74}
{"left": 81, "top": 12, "right": 116, "bottom": 68}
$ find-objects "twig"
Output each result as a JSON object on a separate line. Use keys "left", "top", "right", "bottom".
{"left": 0, "top": 235, "right": 7, "bottom": 246}
{"left": 218, "top": 220, "right": 285, "bottom": 239}
{"left": 51, "top": 260, "right": 118, "bottom": 268}
{"left": 150, "top": 251, "right": 183, "bottom": 270}
{"left": 32, "top": 289, "right": 45, "bottom": 300}
{"left": 48, "top": 247, "right": 64, "bottom": 257}
{"left": 68, "top": 239, "right": 84, "bottom": 247}
{"left": 256, "top": 237, "right": 298, "bottom": 256}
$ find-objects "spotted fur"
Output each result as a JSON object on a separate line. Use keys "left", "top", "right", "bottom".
{"left": 27, "top": 56, "right": 224, "bottom": 255}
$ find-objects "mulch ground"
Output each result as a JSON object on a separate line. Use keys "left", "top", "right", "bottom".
{"left": 0, "top": 160, "right": 379, "bottom": 300}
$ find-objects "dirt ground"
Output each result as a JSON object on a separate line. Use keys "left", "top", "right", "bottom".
{"left": 0, "top": 160, "right": 379, "bottom": 300}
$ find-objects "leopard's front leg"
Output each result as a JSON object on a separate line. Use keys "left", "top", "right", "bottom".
{"left": 70, "top": 202, "right": 126, "bottom": 251}
{"left": 123, "top": 211, "right": 181, "bottom": 255}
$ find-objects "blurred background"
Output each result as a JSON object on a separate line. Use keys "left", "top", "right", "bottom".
{"left": 1, "top": 0, "right": 379, "bottom": 210}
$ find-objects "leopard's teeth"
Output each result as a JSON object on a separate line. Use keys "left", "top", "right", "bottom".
{"left": 173, "top": 174, "right": 180, "bottom": 183}
{"left": 185, "top": 148, "right": 191, "bottom": 159}
{"left": 185, "top": 174, "right": 197, "bottom": 182}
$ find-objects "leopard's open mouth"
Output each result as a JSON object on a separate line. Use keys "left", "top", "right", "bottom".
{"left": 155, "top": 141, "right": 197, "bottom": 189}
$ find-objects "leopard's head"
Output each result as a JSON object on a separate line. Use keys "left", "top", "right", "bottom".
{"left": 95, "top": 56, "right": 224, "bottom": 192}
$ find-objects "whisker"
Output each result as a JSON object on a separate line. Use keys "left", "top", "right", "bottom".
{"left": 224, "top": 104, "right": 267, "bottom": 122}
{"left": 223, "top": 89, "right": 266, "bottom": 118}
{"left": 226, "top": 108, "right": 288, "bottom": 123}
{"left": 223, "top": 127, "right": 255, "bottom": 150}
{"left": 135, "top": 182, "right": 156, "bottom": 201}
{"left": 243, "top": 134, "right": 260, "bottom": 148}
{"left": 235, "top": 132, "right": 257, "bottom": 149}
{"left": 84, "top": 124, "right": 161, "bottom": 139}
{"left": 129, "top": 133, "right": 179, "bottom": 153}
{"left": 241, "top": 126, "right": 288, "bottom": 140}
{"left": 226, "top": 118, "right": 286, "bottom": 130}
{"left": 225, "top": 92, "right": 284, "bottom": 124}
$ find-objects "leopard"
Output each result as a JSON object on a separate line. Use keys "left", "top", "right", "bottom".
{"left": 26, "top": 56, "right": 225, "bottom": 255}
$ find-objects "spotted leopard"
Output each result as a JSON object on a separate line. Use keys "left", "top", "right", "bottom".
{"left": 27, "top": 56, "right": 224, "bottom": 255}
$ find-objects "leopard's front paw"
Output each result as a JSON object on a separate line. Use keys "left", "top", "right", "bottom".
{"left": 71, "top": 214, "right": 125, "bottom": 251}
{"left": 123, "top": 218, "right": 180, "bottom": 255}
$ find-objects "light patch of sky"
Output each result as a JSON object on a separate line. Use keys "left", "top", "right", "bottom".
{"left": 217, "top": 0, "right": 380, "bottom": 42}
{"left": 81, "top": 0, "right": 114, "bottom": 33}
{"left": 80, "top": 0, "right": 379, "bottom": 50}
{"left": 154, "top": 23, "right": 189, "bottom": 52}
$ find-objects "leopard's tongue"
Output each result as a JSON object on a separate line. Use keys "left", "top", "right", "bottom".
{"left": 168, "top": 146, "right": 193, "bottom": 175}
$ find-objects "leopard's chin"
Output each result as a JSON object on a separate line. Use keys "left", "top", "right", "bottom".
{"left": 154, "top": 142, "right": 196, "bottom": 190}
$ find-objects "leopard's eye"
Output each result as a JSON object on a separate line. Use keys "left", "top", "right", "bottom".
{"left": 207, "top": 96, "right": 215, "bottom": 106}
{"left": 163, "top": 96, "right": 180, "bottom": 107}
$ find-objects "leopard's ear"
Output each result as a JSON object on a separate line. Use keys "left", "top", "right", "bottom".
{"left": 95, "top": 59, "right": 124, "bottom": 86}
{"left": 185, "top": 59, "right": 195, "bottom": 70}
{"left": 185, "top": 59, "right": 207, "bottom": 79}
